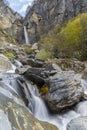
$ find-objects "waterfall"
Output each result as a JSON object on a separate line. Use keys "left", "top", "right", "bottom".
{"left": 24, "top": 26, "right": 29, "bottom": 44}
{"left": 24, "top": 79, "right": 87, "bottom": 130}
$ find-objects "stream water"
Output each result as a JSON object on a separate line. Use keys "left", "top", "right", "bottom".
{"left": 2, "top": 60, "right": 87, "bottom": 130}
{"left": 26, "top": 79, "right": 87, "bottom": 130}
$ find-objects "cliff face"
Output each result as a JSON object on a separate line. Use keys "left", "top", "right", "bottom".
{"left": 0, "top": 0, "right": 23, "bottom": 43}
{"left": 24, "top": 0, "right": 87, "bottom": 43}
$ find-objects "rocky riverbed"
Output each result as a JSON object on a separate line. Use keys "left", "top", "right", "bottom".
{"left": 0, "top": 42, "right": 87, "bottom": 130}
{"left": 0, "top": 54, "right": 58, "bottom": 130}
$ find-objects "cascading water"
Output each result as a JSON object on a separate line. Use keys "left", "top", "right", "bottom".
{"left": 24, "top": 26, "right": 29, "bottom": 44}
{"left": 3, "top": 61, "right": 87, "bottom": 130}
{"left": 25, "top": 79, "right": 87, "bottom": 130}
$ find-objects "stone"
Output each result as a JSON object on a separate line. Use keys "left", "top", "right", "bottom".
{"left": 24, "top": 63, "right": 59, "bottom": 78}
{"left": 0, "top": 54, "right": 12, "bottom": 72}
{"left": 15, "top": 65, "right": 31, "bottom": 74}
{"left": 82, "top": 69, "right": 87, "bottom": 80}
{"left": 27, "top": 58, "right": 44, "bottom": 67}
{"left": 67, "top": 117, "right": 87, "bottom": 130}
{"left": 56, "top": 59, "right": 85, "bottom": 73}
{"left": 31, "top": 43, "right": 38, "bottom": 50}
{"left": 42, "top": 71, "right": 83, "bottom": 113}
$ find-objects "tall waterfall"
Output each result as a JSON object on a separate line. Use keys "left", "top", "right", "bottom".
{"left": 24, "top": 26, "right": 29, "bottom": 44}
{"left": 24, "top": 79, "right": 87, "bottom": 130}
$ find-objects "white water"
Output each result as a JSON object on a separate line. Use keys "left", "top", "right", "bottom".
{"left": 7, "top": 64, "right": 16, "bottom": 73}
{"left": 26, "top": 80, "right": 87, "bottom": 130}
{"left": 24, "top": 26, "right": 29, "bottom": 44}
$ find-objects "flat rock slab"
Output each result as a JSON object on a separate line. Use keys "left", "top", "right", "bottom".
{"left": 0, "top": 54, "right": 12, "bottom": 72}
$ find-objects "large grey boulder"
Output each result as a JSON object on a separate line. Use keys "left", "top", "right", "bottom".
{"left": 67, "top": 117, "right": 87, "bottom": 130}
{"left": 43, "top": 71, "right": 83, "bottom": 113}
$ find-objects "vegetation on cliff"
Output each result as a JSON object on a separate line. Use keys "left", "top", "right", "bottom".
{"left": 38, "top": 13, "right": 87, "bottom": 60}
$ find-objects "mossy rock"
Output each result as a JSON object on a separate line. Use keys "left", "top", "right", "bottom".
{"left": 39, "top": 85, "right": 49, "bottom": 95}
{"left": 24, "top": 47, "right": 33, "bottom": 54}
{"left": 4, "top": 52, "right": 15, "bottom": 59}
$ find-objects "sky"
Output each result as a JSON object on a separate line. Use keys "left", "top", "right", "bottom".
{"left": 7, "top": 0, "right": 34, "bottom": 17}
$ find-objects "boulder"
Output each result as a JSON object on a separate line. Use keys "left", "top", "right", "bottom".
{"left": 27, "top": 58, "right": 44, "bottom": 67}
{"left": 56, "top": 59, "right": 85, "bottom": 73}
{"left": 42, "top": 71, "right": 83, "bottom": 113}
{"left": 24, "top": 63, "right": 59, "bottom": 78}
{"left": 0, "top": 54, "right": 12, "bottom": 72}
{"left": 23, "top": 64, "right": 59, "bottom": 87}
{"left": 31, "top": 43, "right": 38, "bottom": 50}
{"left": 67, "top": 117, "right": 87, "bottom": 130}
{"left": 15, "top": 65, "right": 31, "bottom": 74}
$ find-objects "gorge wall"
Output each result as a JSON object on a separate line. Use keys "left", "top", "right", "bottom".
{"left": 24, "top": 0, "right": 87, "bottom": 43}
{"left": 0, "top": 0, "right": 24, "bottom": 43}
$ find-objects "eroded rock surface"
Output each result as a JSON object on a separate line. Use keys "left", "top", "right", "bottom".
{"left": 43, "top": 71, "right": 83, "bottom": 113}
{"left": 67, "top": 117, "right": 87, "bottom": 130}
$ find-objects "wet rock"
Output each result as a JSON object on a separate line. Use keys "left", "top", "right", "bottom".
{"left": 11, "top": 59, "right": 23, "bottom": 68}
{"left": 24, "top": 73, "right": 46, "bottom": 87}
{"left": 23, "top": 64, "right": 59, "bottom": 87}
{"left": 0, "top": 79, "right": 58, "bottom": 130}
{"left": 24, "top": 63, "right": 59, "bottom": 78}
{"left": 44, "top": 63, "right": 61, "bottom": 76}
{"left": 0, "top": 73, "right": 28, "bottom": 103}
{"left": 67, "top": 117, "right": 87, "bottom": 130}
{"left": 75, "top": 101, "right": 87, "bottom": 116}
{"left": 43, "top": 71, "right": 83, "bottom": 113}
{"left": 27, "top": 58, "right": 44, "bottom": 67}
{"left": 82, "top": 69, "right": 87, "bottom": 80}
{"left": 15, "top": 65, "right": 31, "bottom": 74}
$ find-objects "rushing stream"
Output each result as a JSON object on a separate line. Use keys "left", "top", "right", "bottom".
{"left": 25, "top": 79, "right": 87, "bottom": 130}
{"left": 2, "top": 60, "right": 87, "bottom": 130}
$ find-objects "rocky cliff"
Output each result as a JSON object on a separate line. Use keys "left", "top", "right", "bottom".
{"left": 0, "top": 0, "right": 23, "bottom": 43}
{"left": 24, "top": 0, "right": 87, "bottom": 43}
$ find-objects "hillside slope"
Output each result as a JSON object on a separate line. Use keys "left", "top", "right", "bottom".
{"left": 24, "top": 0, "right": 87, "bottom": 43}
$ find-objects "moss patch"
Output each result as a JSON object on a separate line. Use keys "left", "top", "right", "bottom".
{"left": 39, "top": 85, "right": 49, "bottom": 95}
{"left": 4, "top": 52, "right": 15, "bottom": 59}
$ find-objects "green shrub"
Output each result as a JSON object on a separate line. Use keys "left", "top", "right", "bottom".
{"left": 4, "top": 52, "right": 15, "bottom": 59}
{"left": 37, "top": 49, "right": 52, "bottom": 59}
{"left": 39, "top": 13, "right": 87, "bottom": 60}
{"left": 24, "top": 47, "right": 33, "bottom": 54}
